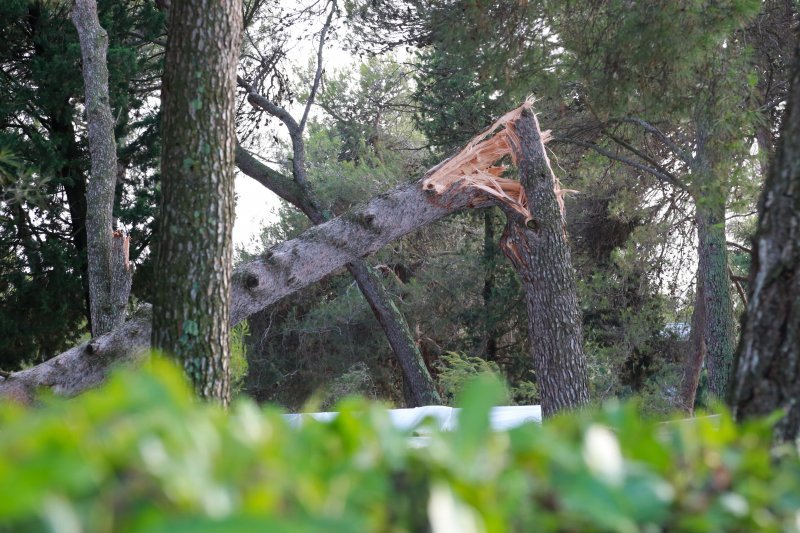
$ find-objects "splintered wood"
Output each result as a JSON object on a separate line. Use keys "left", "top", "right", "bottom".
{"left": 422, "top": 101, "right": 552, "bottom": 223}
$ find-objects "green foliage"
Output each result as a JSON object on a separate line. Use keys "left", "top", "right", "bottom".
{"left": 554, "top": 0, "right": 761, "bottom": 118}
{"left": 321, "top": 362, "right": 378, "bottom": 410}
{"left": 0, "top": 0, "right": 164, "bottom": 369}
{"left": 411, "top": 1, "right": 554, "bottom": 150}
{"left": 230, "top": 320, "right": 250, "bottom": 397}
{"left": 437, "top": 351, "right": 506, "bottom": 404}
{"left": 437, "top": 351, "right": 539, "bottom": 407}
{"left": 1, "top": 360, "right": 799, "bottom": 532}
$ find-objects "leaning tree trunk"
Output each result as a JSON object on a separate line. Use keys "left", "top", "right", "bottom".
{"left": 499, "top": 108, "right": 590, "bottom": 418}
{"left": 347, "top": 261, "right": 441, "bottom": 405}
{"left": 72, "top": 0, "right": 132, "bottom": 337}
{"left": 731, "top": 39, "right": 800, "bottom": 441}
{"left": 151, "top": 0, "right": 243, "bottom": 405}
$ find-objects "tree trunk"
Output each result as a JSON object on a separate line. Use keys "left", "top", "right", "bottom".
{"left": 731, "top": 40, "right": 800, "bottom": 441}
{"left": 688, "top": 112, "right": 738, "bottom": 402}
{"left": 235, "top": 147, "right": 441, "bottom": 406}
{"left": 72, "top": 0, "right": 132, "bottom": 337}
{"left": 695, "top": 200, "right": 736, "bottom": 399}
{"left": 0, "top": 154, "right": 497, "bottom": 402}
{"left": 499, "top": 108, "right": 590, "bottom": 418}
{"left": 679, "top": 278, "right": 706, "bottom": 413}
{"left": 151, "top": 0, "right": 243, "bottom": 405}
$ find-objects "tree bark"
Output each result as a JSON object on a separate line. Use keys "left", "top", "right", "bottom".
{"left": 72, "top": 0, "right": 132, "bottom": 337}
{"left": 731, "top": 38, "right": 800, "bottom": 441}
{"left": 0, "top": 159, "right": 495, "bottom": 402}
{"left": 151, "top": 0, "right": 243, "bottom": 405}
{"left": 499, "top": 108, "right": 590, "bottom": 418}
{"left": 688, "top": 114, "right": 738, "bottom": 401}
{"left": 695, "top": 201, "right": 736, "bottom": 399}
{"left": 679, "top": 278, "right": 706, "bottom": 414}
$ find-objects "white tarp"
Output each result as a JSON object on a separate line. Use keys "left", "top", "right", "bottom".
{"left": 283, "top": 405, "right": 542, "bottom": 432}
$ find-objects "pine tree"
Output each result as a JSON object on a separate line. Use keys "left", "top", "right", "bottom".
{"left": 151, "top": 0, "right": 243, "bottom": 404}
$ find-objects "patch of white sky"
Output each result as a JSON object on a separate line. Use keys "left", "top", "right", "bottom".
{"left": 233, "top": 0, "right": 362, "bottom": 253}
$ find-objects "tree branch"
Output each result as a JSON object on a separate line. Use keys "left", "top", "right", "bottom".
{"left": 237, "top": 75, "right": 320, "bottom": 215}
{"left": 728, "top": 265, "right": 748, "bottom": 306}
{"left": 726, "top": 240, "right": 753, "bottom": 255}
{"left": 235, "top": 143, "right": 305, "bottom": 209}
{"left": 300, "top": 0, "right": 335, "bottom": 133}
{"left": 619, "top": 117, "right": 694, "bottom": 165}
{"left": 551, "top": 136, "right": 689, "bottom": 192}
{"left": 237, "top": 75, "right": 300, "bottom": 135}
{"left": 603, "top": 128, "right": 686, "bottom": 183}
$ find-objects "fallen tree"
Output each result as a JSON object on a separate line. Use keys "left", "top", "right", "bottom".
{"left": 1, "top": 103, "right": 588, "bottom": 416}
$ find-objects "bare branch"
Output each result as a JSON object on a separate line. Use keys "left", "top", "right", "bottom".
{"left": 727, "top": 241, "right": 754, "bottom": 255}
{"left": 603, "top": 128, "right": 686, "bottom": 182}
{"left": 300, "top": 1, "right": 335, "bottom": 133}
{"left": 620, "top": 117, "right": 694, "bottom": 164}
{"left": 237, "top": 75, "right": 300, "bottom": 135}
{"left": 728, "top": 265, "right": 748, "bottom": 305}
{"left": 235, "top": 142, "right": 309, "bottom": 214}
{"left": 551, "top": 136, "right": 689, "bottom": 192}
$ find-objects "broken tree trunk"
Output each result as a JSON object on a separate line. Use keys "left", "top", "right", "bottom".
{"left": 72, "top": 0, "right": 132, "bottom": 337}
{"left": 421, "top": 103, "right": 589, "bottom": 416}
{"left": 498, "top": 107, "right": 590, "bottom": 418}
{"left": 1, "top": 103, "right": 590, "bottom": 417}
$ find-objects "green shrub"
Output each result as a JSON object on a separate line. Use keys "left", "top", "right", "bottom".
{"left": 229, "top": 320, "right": 249, "bottom": 397}
{"left": 437, "top": 351, "right": 538, "bottom": 406}
{"left": 321, "top": 362, "right": 378, "bottom": 410}
{"left": 1, "top": 358, "right": 798, "bottom": 532}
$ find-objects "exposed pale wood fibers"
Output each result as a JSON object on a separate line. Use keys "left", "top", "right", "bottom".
{"left": 422, "top": 101, "right": 563, "bottom": 222}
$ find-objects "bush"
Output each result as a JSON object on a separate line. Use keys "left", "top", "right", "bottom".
{"left": 229, "top": 320, "right": 249, "bottom": 398}
{"left": 437, "top": 351, "right": 538, "bottom": 406}
{"left": 1, "top": 358, "right": 798, "bottom": 532}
